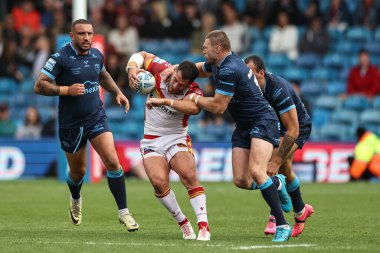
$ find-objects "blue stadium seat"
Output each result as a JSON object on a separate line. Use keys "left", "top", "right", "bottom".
{"left": 312, "top": 108, "right": 331, "bottom": 128}
{"left": 106, "top": 107, "right": 127, "bottom": 121}
{"left": 296, "top": 53, "right": 321, "bottom": 69}
{"left": 364, "top": 41, "right": 380, "bottom": 57}
{"left": 184, "top": 53, "right": 204, "bottom": 63}
{"left": 311, "top": 67, "right": 337, "bottom": 82}
{"left": 263, "top": 26, "right": 273, "bottom": 41}
{"left": 300, "top": 81, "right": 324, "bottom": 97}
{"left": 323, "top": 53, "right": 347, "bottom": 70}
{"left": 328, "top": 27, "right": 344, "bottom": 43}
{"left": 309, "top": 126, "right": 320, "bottom": 141}
{"left": 267, "top": 54, "right": 290, "bottom": 69}
{"left": 315, "top": 95, "right": 341, "bottom": 110}
{"left": 319, "top": 123, "right": 349, "bottom": 141}
{"left": 139, "top": 39, "right": 163, "bottom": 55}
{"left": 327, "top": 81, "right": 346, "bottom": 95}
{"left": 331, "top": 109, "right": 359, "bottom": 126}
{"left": 375, "top": 28, "right": 380, "bottom": 42}
{"left": 346, "top": 26, "right": 371, "bottom": 43}
{"left": 372, "top": 96, "right": 380, "bottom": 109}
{"left": 283, "top": 67, "right": 309, "bottom": 82}
{"left": 249, "top": 39, "right": 268, "bottom": 57}
{"left": 359, "top": 110, "right": 380, "bottom": 126}
{"left": 343, "top": 95, "right": 370, "bottom": 111}
{"left": 336, "top": 41, "right": 359, "bottom": 56}
{"left": 19, "top": 78, "right": 35, "bottom": 93}
{"left": 0, "top": 78, "right": 17, "bottom": 95}
{"left": 248, "top": 27, "right": 261, "bottom": 42}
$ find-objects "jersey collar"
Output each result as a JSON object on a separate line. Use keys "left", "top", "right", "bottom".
{"left": 218, "top": 51, "right": 232, "bottom": 67}
{"left": 69, "top": 42, "right": 91, "bottom": 55}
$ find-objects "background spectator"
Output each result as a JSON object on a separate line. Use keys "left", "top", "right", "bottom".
{"left": 324, "top": 0, "right": 352, "bottom": 31}
{"left": 0, "top": 103, "right": 16, "bottom": 138}
{"left": 219, "top": 1, "right": 248, "bottom": 54}
{"left": 16, "top": 106, "right": 42, "bottom": 139}
{"left": 299, "top": 16, "right": 330, "bottom": 56}
{"left": 11, "top": 0, "right": 41, "bottom": 34}
{"left": 346, "top": 49, "right": 380, "bottom": 98}
{"left": 269, "top": 11, "right": 298, "bottom": 60}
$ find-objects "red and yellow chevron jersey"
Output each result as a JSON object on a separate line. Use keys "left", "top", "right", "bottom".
{"left": 144, "top": 56, "right": 203, "bottom": 136}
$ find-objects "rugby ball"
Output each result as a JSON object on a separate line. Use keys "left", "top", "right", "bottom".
{"left": 137, "top": 71, "right": 156, "bottom": 95}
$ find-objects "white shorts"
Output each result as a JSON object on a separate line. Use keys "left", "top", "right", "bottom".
{"left": 140, "top": 133, "right": 193, "bottom": 161}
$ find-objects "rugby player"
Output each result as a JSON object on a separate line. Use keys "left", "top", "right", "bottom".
{"left": 34, "top": 19, "right": 139, "bottom": 231}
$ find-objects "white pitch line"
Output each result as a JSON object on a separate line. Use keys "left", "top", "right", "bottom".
{"left": 232, "top": 244, "right": 315, "bottom": 250}
{"left": 14, "top": 239, "right": 316, "bottom": 250}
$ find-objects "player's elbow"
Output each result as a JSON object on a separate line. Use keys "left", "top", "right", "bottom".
{"left": 214, "top": 107, "right": 226, "bottom": 115}
{"left": 189, "top": 107, "right": 201, "bottom": 115}
{"left": 287, "top": 126, "right": 299, "bottom": 139}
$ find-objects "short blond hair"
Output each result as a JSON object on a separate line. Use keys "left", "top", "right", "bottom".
{"left": 205, "top": 30, "right": 231, "bottom": 51}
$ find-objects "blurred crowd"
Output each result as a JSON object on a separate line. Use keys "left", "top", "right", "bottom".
{"left": 0, "top": 0, "right": 380, "bottom": 140}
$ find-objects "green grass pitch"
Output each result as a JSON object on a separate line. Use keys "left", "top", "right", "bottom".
{"left": 0, "top": 180, "right": 379, "bottom": 253}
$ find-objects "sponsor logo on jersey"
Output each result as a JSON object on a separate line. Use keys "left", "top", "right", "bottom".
{"left": 83, "top": 81, "right": 99, "bottom": 94}
{"left": 44, "top": 58, "right": 56, "bottom": 71}
{"left": 70, "top": 67, "right": 81, "bottom": 75}
{"left": 95, "top": 64, "right": 100, "bottom": 74}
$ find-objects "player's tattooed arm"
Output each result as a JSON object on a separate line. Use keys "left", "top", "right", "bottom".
{"left": 99, "top": 70, "right": 122, "bottom": 96}
{"left": 34, "top": 73, "right": 60, "bottom": 96}
{"left": 277, "top": 134, "right": 296, "bottom": 160}
{"left": 34, "top": 73, "right": 85, "bottom": 96}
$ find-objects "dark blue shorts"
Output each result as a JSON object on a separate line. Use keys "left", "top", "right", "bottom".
{"left": 59, "top": 115, "right": 110, "bottom": 153}
{"left": 280, "top": 122, "right": 312, "bottom": 149}
{"left": 232, "top": 119, "right": 280, "bottom": 149}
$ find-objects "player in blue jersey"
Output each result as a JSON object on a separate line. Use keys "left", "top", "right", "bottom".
{"left": 185, "top": 30, "right": 292, "bottom": 242}
{"left": 34, "top": 19, "right": 139, "bottom": 231}
{"left": 245, "top": 55, "right": 314, "bottom": 237}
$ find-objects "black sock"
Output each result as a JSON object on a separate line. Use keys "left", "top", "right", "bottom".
{"left": 286, "top": 176, "right": 305, "bottom": 213}
{"left": 107, "top": 169, "right": 127, "bottom": 210}
{"left": 258, "top": 178, "right": 287, "bottom": 226}
{"left": 66, "top": 175, "right": 83, "bottom": 200}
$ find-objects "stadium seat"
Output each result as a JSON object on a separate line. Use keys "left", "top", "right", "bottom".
{"left": 249, "top": 39, "right": 268, "bottom": 57}
{"left": 300, "top": 81, "right": 324, "bottom": 97}
{"left": 315, "top": 95, "right": 340, "bottom": 110}
{"left": 312, "top": 108, "right": 331, "bottom": 128}
{"left": 330, "top": 109, "right": 359, "bottom": 126}
{"left": 359, "top": 110, "right": 380, "bottom": 126}
{"left": 267, "top": 54, "right": 290, "bottom": 69}
{"left": 336, "top": 41, "right": 359, "bottom": 56}
{"left": 309, "top": 126, "right": 320, "bottom": 141}
{"left": 323, "top": 53, "right": 347, "bottom": 70}
{"left": 311, "top": 67, "right": 337, "bottom": 82}
{"left": 296, "top": 53, "right": 321, "bottom": 69}
{"left": 375, "top": 28, "right": 380, "bottom": 42}
{"left": 106, "top": 107, "right": 127, "bottom": 121}
{"left": 364, "top": 41, "right": 380, "bottom": 57}
{"left": 346, "top": 26, "right": 371, "bottom": 43}
{"left": 328, "top": 27, "right": 344, "bottom": 43}
{"left": 319, "top": 123, "right": 349, "bottom": 141}
{"left": 327, "top": 81, "right": 346, "bottom": 95}
{"left": 372, "top": 95, "right": 380, "bottom": 109}
{"left": 343, "top": 95, "right": 370, "bottom": 111}
{"left": 0, "top": 78, "right": 17, "bottom": 95}
{"left": 263, "top": 26, "right": 273, "bottom": 41}
{"left": 283, "top": 67, "right": 309, "bottom": 82}
{"left": 248, "top": 27, "right": 261, "bottom": 42}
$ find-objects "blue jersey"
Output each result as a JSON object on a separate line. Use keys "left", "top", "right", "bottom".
{"left": 41, "top": 43, "right": 106, "bottom": 128}
{"left": 203, "top": 52, "right": 277, "bottom": 129}
{"left": 263, "top": 72, "right": 312, "bottom": 131}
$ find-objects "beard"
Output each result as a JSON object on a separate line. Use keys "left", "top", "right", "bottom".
{"left": 74, "top": 40, "right": 91, "bottom": 53}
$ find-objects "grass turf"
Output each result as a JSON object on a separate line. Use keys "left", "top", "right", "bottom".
{"left": 0, "top": 180, "right": 379, "bottom": 253}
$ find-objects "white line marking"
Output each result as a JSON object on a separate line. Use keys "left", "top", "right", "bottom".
{"left": 14, "top": 239, "right": 316, "bottom": 250}
{"left": 232, "top": 244, "right": 315, "bottom": 250}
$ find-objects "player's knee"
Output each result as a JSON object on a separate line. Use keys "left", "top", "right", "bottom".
{"left": 70, "top": 169, "right": 86, "bottom": 181}
{"left": 150, "top": 175, "right": 169, "bottom": 190}
{"left": 180, "top": 172, "right": 198, "bottom": 188}
{"left": 102, "top": 156, "right": 120, "bottom": 171}
{"left": 233, "top": 177, "right": 251, "bottom": 189}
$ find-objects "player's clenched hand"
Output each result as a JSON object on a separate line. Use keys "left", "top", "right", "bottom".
{"left": 267, "top": 161, "right": 280, "bottom": 176}
{"left": 161, "top": 65, "right": 177, "bottom": 83}
{"left": 128, "top": 68, "right": 146, "bottom": 91}
{"left": 68, "top": 83, "right": 85, "bottom": 96}
{"left": 116, "top": 92, "right": 130, "bottom": 113}
{"left": 146, "top": 98, "right": 164, "bottom": 110}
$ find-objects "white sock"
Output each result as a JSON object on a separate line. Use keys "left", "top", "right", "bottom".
{"left": 189, "top": 187, "right": 208, "bottom": 224}
{"left": 157, "top": 189, "right": 186, "bottom": 223}
{"left": 295, "top": 207, "right": 305, "bottom": 218}
{"left": 118, "top": 208, "right": 130, "bottom": 217}
{"left": 70, "top": 196, "right": 82, "bottom": 203}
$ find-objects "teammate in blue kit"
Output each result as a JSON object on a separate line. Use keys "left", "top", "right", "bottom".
{"left": 245, "top": 55, "right": 314, "bottom": 237}
{"left": 34, "top": 19, "right": 139, "bottom": 231}
{"left": 188, "top": 30, "right": 292, "bottom": 242}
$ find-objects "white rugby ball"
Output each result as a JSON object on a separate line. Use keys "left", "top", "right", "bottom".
{"left": 136, "top": 71, "right": 156, "bottom": 95}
